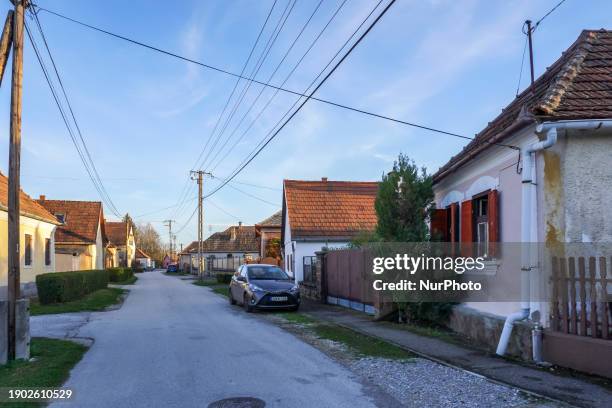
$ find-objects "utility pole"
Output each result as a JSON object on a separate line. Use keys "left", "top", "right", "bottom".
{"left": 163, "top": 219, "right": 174, "bottom": 257}
{"left": 190, "top": 170, "right": 211, "bottom": 278}
{"left": 525, "top": 20, "right": 535, "bottom": 86}
{"left": 7, "top": 0, "right": 26, "bottom": 361}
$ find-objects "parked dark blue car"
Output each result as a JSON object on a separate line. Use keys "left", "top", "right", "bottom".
{"left": 166, "top": 263, "right": 179, "bottom": 273}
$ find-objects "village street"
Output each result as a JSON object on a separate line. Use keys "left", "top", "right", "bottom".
{"left": 37, "top": 271, "right": 387, "bottom": 408}
{"left": 28, "top": 271, "right": 571, "bottom": 408}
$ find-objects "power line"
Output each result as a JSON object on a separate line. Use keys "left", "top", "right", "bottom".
{"left": 225, "top": 183, "right": 280, "bottom": 207}
{"left": 192, "top": 0, "right": 280, "bottom": 172}
{"left": 207, "top": 0, "right": 348, "bottom": 173}
{"left": 203, "top": 0, "right": 322, "bottom": 171}
{"left": 206, "top": 0, "right": 396, "bottom": 199}
{"left": 198, "top": 0, "right": 297, "bottom": 171}
{"left": 515, "top": 35, "right": 528, "bottom": 97}
{"left": 533, "top": 0, "right": 568, "bottom": 30}
{"left": 29, "top": 10, "right": 121, "bottom": 217}
{"left": 36, "top": 4, "right": 476, "bottom": 142}
{"left": 170, "top": 0, "right": 279, "bottom": 221}
{"left": 205, "top": 199, "right": 241, "bottom": 221}
{"left": 133, "top": 196, "right": 197, "bottom": 218}
{"left": 25, "top": 21, "right": 122, "bottom": 218}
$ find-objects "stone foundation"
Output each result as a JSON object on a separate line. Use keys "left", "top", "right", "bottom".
{"left": 448, "top": 304, "right": 533, "bottom": 360}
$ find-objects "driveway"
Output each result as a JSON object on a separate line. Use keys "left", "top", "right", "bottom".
{"left": 47, "top": 271, "right": 386, "bottom": 408}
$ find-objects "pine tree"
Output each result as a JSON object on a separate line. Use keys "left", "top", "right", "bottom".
{"left": 375, "top": 154, "right": 433, "bottom": 242}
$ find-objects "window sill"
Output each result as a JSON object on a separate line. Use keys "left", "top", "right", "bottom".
{"left": 465, "top": 259, "right": 499, "bottom": 276}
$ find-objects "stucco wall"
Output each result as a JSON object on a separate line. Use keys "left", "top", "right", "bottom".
{"left": 0, "top": 211, "right": 56, "bottom": 299}
{"left": 543, "top": 129, "right": 612, "bottom": 245}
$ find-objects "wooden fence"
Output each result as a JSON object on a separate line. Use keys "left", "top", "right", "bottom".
{"left": 550, "top": 256, "right": 611, "bottom": 339}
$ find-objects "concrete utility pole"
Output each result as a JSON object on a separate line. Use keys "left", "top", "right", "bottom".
{"left": 7, "top": 0, "right": 26, "bottom": 361}
{"left": 163, "top": 220, "right": 174, "bottom": 257}
{"left": 190, "top": 170, "right": 211, "bottom": 278}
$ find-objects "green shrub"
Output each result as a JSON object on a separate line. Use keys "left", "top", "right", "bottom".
{"left": 216, "top": 273, "right": 233, "bottom": 284}
{"left": 36, "top": 270, "right": 109, "bottom": 305}
{"left": 107, "top": 267, "right": 134, "bottom": 283}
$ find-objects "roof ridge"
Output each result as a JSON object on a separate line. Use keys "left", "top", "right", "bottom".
{"left": 534, "top": 30, "right": 597, "bottom": 115}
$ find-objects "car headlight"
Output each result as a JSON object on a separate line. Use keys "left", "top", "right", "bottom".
{"left": 290, "top": 284, "right": 300, "bottom": 292}
{"left": 249, "top": 283, "right": 264, "bottom": 292}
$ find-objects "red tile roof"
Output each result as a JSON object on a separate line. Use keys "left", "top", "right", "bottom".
{"left": 256, "top": 211, "right": 282, "bottom": 227}
{"left": 434, "top": 29, "right": 612, "bottom": 183}
{"left": 0, "top": 172, "right": 58, "bottom": 224}
{"left": 183, "top": 226, "right": 260, "bottom": 254}
{"left": 106, "top": 222, "right": 128, "bottom": 246}
{"left": 135, "top": 248, "right": 151, "bottom": 259}
{"left": 283, "top": 179, "right": 379, "bottom": 239}
{"left": 36, "top": 199, "right": 104, "bottom": 244}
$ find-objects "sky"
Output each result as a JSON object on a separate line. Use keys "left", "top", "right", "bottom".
{"left": 0, "top": 0, "right": 609, "bottom": 248}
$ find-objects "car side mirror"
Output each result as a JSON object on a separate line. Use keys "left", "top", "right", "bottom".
{"left": 237, "top": 276, "right": 246, "bottom": 282}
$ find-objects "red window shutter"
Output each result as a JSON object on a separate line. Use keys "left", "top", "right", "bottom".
{"left": 430, "top": 209, "right": 448, "bottom": 241}
{"left": 488, "top": 189, "right": 499, "bottom": 257}
{"left": 488, "top": 189, "right": 499, "bottom": 242}
{"left": 460, "top": 200, "right": 473, "bottom": 243}
{"left": 449, "top": 202, "right": 458, "bottom": 243}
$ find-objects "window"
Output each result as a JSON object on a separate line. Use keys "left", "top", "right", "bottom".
{"left": 55, "top": 213, "right": 66, "bottom": 223}
{"left": 473, "top": 194, "right": 489, "bottom": 257}
{"left": 25, "top": 234, "right": 32, "bottom": 266}
{"left": 45, "top": 238, "right": 51, "bottom": 266}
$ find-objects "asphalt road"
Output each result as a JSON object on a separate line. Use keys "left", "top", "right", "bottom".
{"left": 49, "top": 271, "right": 383, "bottom": 408}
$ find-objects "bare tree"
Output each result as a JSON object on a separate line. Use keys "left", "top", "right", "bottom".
{"left": 135, "top": 223, "right": 164, "bottom": 262}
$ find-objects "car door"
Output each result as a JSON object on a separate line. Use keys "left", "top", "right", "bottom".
{"left": 231, "top": 265, "right": 246, "bottom": 301}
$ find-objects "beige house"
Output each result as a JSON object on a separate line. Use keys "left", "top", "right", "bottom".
{"left": 0, "top": 173, "right": 60, "bottom": 298}
{"left": 37, "top": 197, "right": 107, "bottom": 271}
{"left": 105, "top": 221, "right": 136, "bottom": 267}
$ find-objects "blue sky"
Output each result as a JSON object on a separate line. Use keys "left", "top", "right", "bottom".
{"left": 0, "top": 0, "right": 608, "bottom": 247}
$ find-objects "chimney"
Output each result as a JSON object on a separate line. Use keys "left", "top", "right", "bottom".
{"left": 238, "top": 221, "right": 242, "bottom": 228}
{"left": 39, "top": 194, "right": 46, "bottom": 201}
{"left": 321, "top": 177, "right": 328, "bottom": 182}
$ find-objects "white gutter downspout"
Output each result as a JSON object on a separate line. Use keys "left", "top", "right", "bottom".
{"left": 496, "top": 119, "right": 612, "bottom": 359}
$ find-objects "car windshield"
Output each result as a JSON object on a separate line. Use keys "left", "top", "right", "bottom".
{"left": 247, "top": 266, "right": 289, "bottom": 280}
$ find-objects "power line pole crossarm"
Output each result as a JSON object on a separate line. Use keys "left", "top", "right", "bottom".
{"left": 190, "top": 170, "right": 211, "bottom": 279}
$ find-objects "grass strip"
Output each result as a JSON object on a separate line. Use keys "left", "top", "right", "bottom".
{"left": 30, "top": 288, "right": 126, "bottom": 316}
{"left": 192, "top": 280, "right": 219, "bottom": 287}
{"left": 115, "top": 275, "right": 137, "bottom": 285}
{"left": 0, "top": 338, "right": 87, "bottom": 407}
{"left": 281, "top": 313, "right": 413, "bottom": 360}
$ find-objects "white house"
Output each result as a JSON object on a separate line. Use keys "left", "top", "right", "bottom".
{"left": 135, "top": 248, "right": 154, "bottom": 269}
{"left": 281, "top": 178, "right": 378, "bottom": 283}
{"left": 431, "top": 29, "right": 612, "bottom": 377}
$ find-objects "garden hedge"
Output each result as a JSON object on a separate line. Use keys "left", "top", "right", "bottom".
{"left": 36, "top": 269, "right": 109, "bottom": 305}
{"left": 216, "top": 273, "right": 233, "bottom": 284}
{"left": 107, "top": 267, "right": 134, "bottom": 283}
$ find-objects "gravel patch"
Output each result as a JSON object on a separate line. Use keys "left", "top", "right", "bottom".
{"left": 350, "top": 357, "right": 554, "bottom": 408}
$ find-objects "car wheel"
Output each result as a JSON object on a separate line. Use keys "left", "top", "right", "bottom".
{"left": 229, "top": 288, "right": 236, "bottom": 305}
{"left": 243, "top": 294, "right": 254, "bottom": 313}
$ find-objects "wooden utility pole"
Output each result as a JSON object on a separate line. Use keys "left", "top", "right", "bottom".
{"left": 7, "top": 0, "right": 26, "bottom": 361}
{"left": 525, "top": 20, "right": 535, "bottom": 86}
{"left": 190, "top": 170, "right": 211, "bottom": 278}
